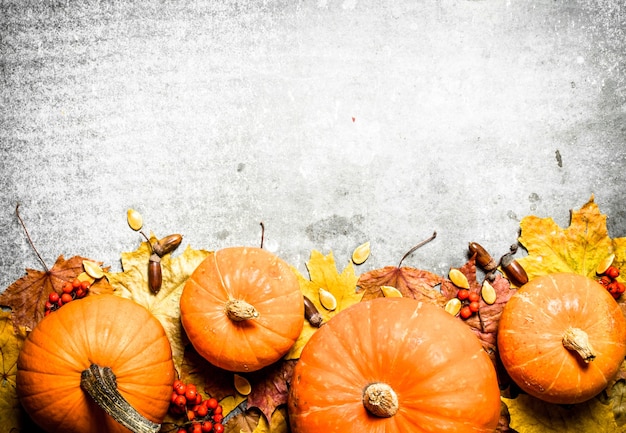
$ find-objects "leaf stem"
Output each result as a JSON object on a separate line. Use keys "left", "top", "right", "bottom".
{"left": 15, "top": 203, "right": 48, "bottom": 272}
{"left": 397, "top": 231, "right": 437, "bottom": 268}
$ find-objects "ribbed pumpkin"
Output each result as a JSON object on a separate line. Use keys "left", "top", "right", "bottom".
{"left": 180, "top": 247, "right": 304, "bottom": 372}
{"left": 288, "top": 297, "right": 501, "bottom": 433}
{"left": 498, "top": 272, "right": 626, "bottom": 404}
{"left": 17, "top": 294, "right": 175, "bottom": 433}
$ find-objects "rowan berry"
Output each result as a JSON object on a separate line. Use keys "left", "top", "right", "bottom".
{"left": 62, "top": 283, "right": 74, "bottom": 294}
{"left": 185, "top": 387, "right": 197, "bottom": 402}
{"left": 456, "top": 289, "right": 470, "bottom": 301}
{"left": 606, "top": 266, "right": 620, "bottom": 279}
{"left": 174, "top": 394, "right": 187, "bottom": 408}
{"left": 469, "top": 301, "right": 480, "bottom": 313}
{"left": 205, "top": 398, "right": 219, "bottom": 410}
{"left": 468, "top": 292, "right": 480, "bottom": 303}
{"left": 200, "top": 421, "right": 213, "bottom": 433}
{"left": 459, "top": 306, "right": 472, "bottom": 319}
{"left": 61, "top": 293, "right": 73, "bottom": 304}
{"left": 195, "top": 404, "right": 208, "bottom": 418}
{"left": 212, "top": 413, "right": 223, "bottom": 423}
{"left": 49, "top": 292, "right": 60, "bottom": 303}
{"left": 213, "top": 423, "right": 224, "bottom": 433}
{"left": 72, "top": 278, "right": 82, "bottom": 289}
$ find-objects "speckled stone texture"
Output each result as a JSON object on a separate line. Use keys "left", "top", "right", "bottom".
{"left": 0, "top": 0, "right": 625, "bottom": 289}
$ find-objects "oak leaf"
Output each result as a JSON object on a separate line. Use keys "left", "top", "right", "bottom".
{"left": 0, "top": 311, "right": 28, "bottom": 432}
{"left": 517, "top": 195, "right": 624, "bottom": 280}
{"left": 503, "top": 394, "right": 620, "bottom": 432}
{"left": 0, "top": 255, "right": 112, "bottom": 332}
{"left": 105, "top": 242, "right": 211, "bottom": 373}
{"left": 285, "top": 250, "right": 362, "bottom": 359}
{"left": 357, "top": 263, "right": 445, "bottom": 305}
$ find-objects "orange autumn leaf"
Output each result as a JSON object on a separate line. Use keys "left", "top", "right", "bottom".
{"left": 0, "top": 255, "right": 112, "bottom": 332}
{"left": 517, "top": 195, "right": 622, "bottom": 280}
{"left": 357, "top": 264, "right": 445, "bottom": 305}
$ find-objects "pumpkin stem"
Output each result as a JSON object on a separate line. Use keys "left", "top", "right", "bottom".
{"left": 362, "top": 382, "right": 399, "bottom": 418}
{"left": 562, "top": 327, "right": 596, "bottom": 363}
{"left": 80, "top": 364, "right": 161, "bottom": 433}
{"left": 225, "top": 299, "right": 259, "bottom": 322}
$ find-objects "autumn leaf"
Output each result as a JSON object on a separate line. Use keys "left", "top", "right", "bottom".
{"left": 285, "top": 250, "right": 362, "bottom": 359}
{"left": 503, "top": 394, "right": 620, "bottom": 432}
{"left": 517, "top": 195, "right": 623, "bottom": 281}
{"left": 357, "top": 263, "right": 445, "bottom": 305}
{"left": 106, "top": 242, "right": 211, "bottom": 373}
{"left": 0, "top": 311, "right": 28, "bottom": 431}
{"left": 0, "top": 255, "right": 112, "bottom": 332}
{"left": 246, "top": 360, "right": 295, "bottom": 423}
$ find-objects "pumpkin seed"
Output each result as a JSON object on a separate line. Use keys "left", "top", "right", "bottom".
{"left": 234, "top": 374, "right": 252, "bottom": 396}
{"left": 351, "top": 241, "right": 371, "bottom": 265}
{"left": 76, "top": 271, "right": 95, "bottom": 285}
{"left": 444, "top": 298, "right": 462, "bottom": 316}
{"left": 449, "top": 269, "right": 470, "bottom": 289}
{"left": 318, "top": 288, "right": 337, "bottom": 311}
{"left": 127, "top": 209, "right": 143, "bottom": 231}
{"left": 481, "top": 280, "right": 497, "bottom": 305}
{"left": 596, "top": 254, "right": 615, "bottom": 275}
{"left": 83, "top": 260, "right": 104, "bottom": 280}
{"left": 381, "top": 285, "right": 402, "bottom": 298}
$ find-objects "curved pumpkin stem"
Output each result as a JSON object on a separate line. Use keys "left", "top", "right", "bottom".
{"left": 562, "top": 327, "right": 596, "bottom": 363}
{"left": 362, "top": 382, "right": 399, "bottom": 418}
{"left": 225, "top": 299, "right": 259, "bottom": 322}
{"left": 80, "top": 364, "right": 160, "bottom": 433}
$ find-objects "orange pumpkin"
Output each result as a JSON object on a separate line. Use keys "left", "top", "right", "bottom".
{"left": 498, "top": 272, "right": 626, "bottom": 404}
{"left": 17, "top": 294, "right": 175, "bottom": 433}
{"left": 180, "top": 247, "right": 304, "bottom": 372}
{"left": 288, "top": 297, "right": 501, "bottom": 433}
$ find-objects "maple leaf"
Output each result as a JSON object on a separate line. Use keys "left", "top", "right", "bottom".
{"left": 357, "top": 264, "right": 445, "bottom": 305}
{"left": 247, "top": 360, "right": 296, "bottom": 422}
{"left": 517, "top": 196, "right": 621, "bottom": 280}
{"left": 0, "top": 311, "right": 28, "bottom": 431}
{"left": 106, "top": 242, "right": 211, "bottom": 374}
{"left": 285, "top": 250, "right": 362, "bottom": 360}
{"left": 0, "top": 255, "right": 112, "bottom": 332}
{"left": 503, "top": 394, "right": 620, "bottom": 432}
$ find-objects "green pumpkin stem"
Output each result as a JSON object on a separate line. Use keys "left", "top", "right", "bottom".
{"left": 80, "top": 364, "right": 160, "bottom": 433}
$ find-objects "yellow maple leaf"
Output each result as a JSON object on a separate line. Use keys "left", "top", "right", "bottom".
{"left": 105, "top": 242, "right": 211, "bottom": 374}
{"left": 0, "top": 311, "right": 28, "bottom": 431}
{"left": 517, "top": 196, "right": 624, "bottom": 280}
{"left": 285, "top": 250, "right": 362, "bottom": 359}
{"left": 503, "top": 395, "right": 620, "bottom": 432}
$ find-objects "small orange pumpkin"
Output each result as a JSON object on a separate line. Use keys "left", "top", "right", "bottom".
{"left": 17, "top": 294, "right": 175, "bottom": 433}
{"left": 288, "top": 297, "right": 501, "bottom": 433}
{"left": 180, "top": 247, "right": 304, "bottom": 372}
{"left": 498, "top": 272, "right": 626, "bottom": 404}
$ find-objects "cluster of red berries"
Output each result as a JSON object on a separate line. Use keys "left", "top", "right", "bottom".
{"left": 598, "top": 266, "right": 624, "bottom": 300}
{"left": 170, "top": 379, "right": 224, "bottom": 433}
{"left": 456, "top": 289, "right": 481, "bottom": 319}
{"left": 45, "top": 278, "right": 90, "bottom": 315}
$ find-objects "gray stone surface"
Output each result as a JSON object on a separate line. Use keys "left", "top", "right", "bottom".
{"left": 1, "top": 0, "right": 625, "bottom": 291}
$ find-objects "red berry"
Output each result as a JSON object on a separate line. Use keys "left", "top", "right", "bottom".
{"left": 187, "top": 410, "right": 196, "bottom": 421}
{"left": 617, "top": 282, "right": 626, "bottom": 294}
{"left": 456, "top": 289, "right": 470, "bottom": 301}
{"left": 205, "top": 398, "right": 219, "bottom": 410}
{"left": 174, "top": 383, "right": 187, "bottom": 396}
{"left": 196, "top": 404, "right": 208, "bottom": 417}
{"left": 61, "top": 293, "right": 73, "bottom": 304}
{"left": 607, "top": 266, "right": 620, "bottom": 279}
{"left": 185, "top": 388, "right": 197, "bottom": 402}
{"left": 213, "top": 423, "right": 224, "bottom": 433}
{"left": 75, "top": 288, "right": 86, "bottom": 298}
{"left": 200, "top": 421, "right": 213, "bottom": 433}
{"left": 212, "top": 414, "right": 223, "bottom": 423}
{"left": 72, "top": 278, "right": 82, "bottom": 289}
{"left": 80, "top": 280, "right": 90, "bottom": 290}
{"left": 176, "top": 429, "right": 187, "bottom": 433}
{"left": 190, "top": 423, "right": 202, "bottom": 433}
{"left": 49, "top": 292, "right": 60, "bottom": 303}
{"left": 459, "top": 306, "right": 472, "bottom": 319}
{"left": 194, "top": 393, "right": 202, "bottom": 406}
{"left": 469, "top": 301, "right": 480, "bottom": 313}
{"left": 213, "top": 405, "right": 222, "bottom": 415}
{"left": 468, "top": 292, "right": 480, "bottom": 303}
{"left": 599, "top": 275, "right": 612, "bottom": 286}
{"left": 174, "top": 394, "right": 187, "bottom": 408}
{"left": 62, "top": 282, "right": 74, "bottom": 294}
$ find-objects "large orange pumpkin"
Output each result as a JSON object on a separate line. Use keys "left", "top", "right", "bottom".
{"left": 180, "top": 247, "right": 304, "bottom": 372}
{"left": 288, "top": 297, "right": 501, "bottom": 433}
{"left": 17, "top": 294, "right": 175, "bottom": 433}
{"left": 498, "top": 272, "right": 626, "bottom": 404}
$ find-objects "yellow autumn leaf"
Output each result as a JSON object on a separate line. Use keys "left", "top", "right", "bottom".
{"left": 503, "top": 394, "right": 620, "bottom": 432}
{"left": 0, "top": 311, "right": 27, "bottom": 431}
{"left": 285, "top": 250, "right": 362, "bottom": 359}
{"left": 517, "top": 196, "right": 625, "bottom": 280}
{"left": 105, "top": 242, "right": 211, "bottom": 373}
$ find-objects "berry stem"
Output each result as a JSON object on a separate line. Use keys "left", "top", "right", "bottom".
{"left": 80, "top": 364, "right": 160, "bottom": 433}
{"left": 15, "top": 203, "right": 48, "bottom": 272}
{"left": 397, "top": 231, "right": 437, "bottom": 268}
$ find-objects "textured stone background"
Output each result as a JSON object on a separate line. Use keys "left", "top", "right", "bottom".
{"left": 1, "top": 0, "right": 625, "bottom": 290}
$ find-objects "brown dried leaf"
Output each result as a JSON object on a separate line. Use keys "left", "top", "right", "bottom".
{"left": 247, "top": 360, "right": 296, "bottom": 422}
{"left": 0, "top": 255, "right": 112, "bottom": 331}
{"left": 357, "top": 265, "right": 445, "bottom": 306}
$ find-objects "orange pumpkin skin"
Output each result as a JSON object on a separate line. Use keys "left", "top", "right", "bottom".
{"left": 497, "top": 273, "right": 626, "bottom": 404}
{"left": 288, "top": 297, "right": 501, "bottom": 433}
{"left": 17, "top": 294, "right": 175, "bottom": 433}
{"left": 180, "top": 247, "right": 304, "bottom": 372}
